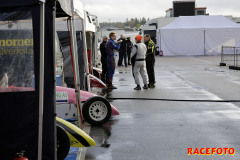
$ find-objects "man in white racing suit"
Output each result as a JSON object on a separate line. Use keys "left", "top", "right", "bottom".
{"left": 130, "top": 35, "right": 148, "bottom": 90}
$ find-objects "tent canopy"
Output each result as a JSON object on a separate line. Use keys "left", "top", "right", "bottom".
{"left": 57, "top": 0, "right": 84, "bottom": 19}
{"left": 158, "top": 15, "right": 240, "bottom": 56}
{"left": 0, "top": 0, "right": 44, "bottom": 7}
{"left": 0, "top": 0, "right": 56, "bottom": 159}
{"left": 162, "top": 15, "right": 240, "bottom": 29}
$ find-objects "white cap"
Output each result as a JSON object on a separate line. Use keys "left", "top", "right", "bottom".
{"left": 102, "top": 35, "right": 108, "bottom": 39}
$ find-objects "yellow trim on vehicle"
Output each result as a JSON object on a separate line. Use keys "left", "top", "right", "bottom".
{"left": 56, "top": 117, "right": 96, "bottom": 147}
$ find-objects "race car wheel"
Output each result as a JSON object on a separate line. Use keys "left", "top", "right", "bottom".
{"left": 83, "top": 96, "right": 112, "bottom": 126}
{"left": 57, "top": 125, "right": 70, "bottom": 160}
{"left": 93, "top": 69, "right": 100, "bottom": 79}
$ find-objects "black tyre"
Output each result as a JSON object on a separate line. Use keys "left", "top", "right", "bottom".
{"left": 229, "top": 66, "right": 236, "bottom": 70}
{"left": 83, "top": 96, "right": 112, "bottom": 126}
{"left": 57, "top": 125, "right": 70, "bottom": 160}
{"left": 220, "top": 63, "right": 226, "bottom": 66}
{"left": 93, "top": 69, "right": 100, "bottom": 78}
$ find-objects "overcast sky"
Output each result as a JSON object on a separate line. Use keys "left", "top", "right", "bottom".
{"left": 80, "top": 0, "right": 240, "bottom": 22}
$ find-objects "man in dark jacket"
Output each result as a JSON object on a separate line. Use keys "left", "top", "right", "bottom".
{"left": 117, "top": 35, "right": 128, "bottom": 67}
{"left": 100, "top": 35, "right": 108, "bottom": 83}
{"left": 126, "top": 37, "right": 133, "bottom": 65}
{"left": 144, "top": 34, "right": 156, "bottom": 88}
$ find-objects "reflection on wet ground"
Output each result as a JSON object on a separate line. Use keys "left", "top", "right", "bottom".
{"left": 93, "top": 87, "right": 119, "bottom": 99}
{"left": 84, "top": 119, "right": 117, "bottom": 160}
{"left": 119, "top": 78, "right": 127, "bottom": 81}
{"left": 85, "top": 56, "right": 240, "bottom": 160}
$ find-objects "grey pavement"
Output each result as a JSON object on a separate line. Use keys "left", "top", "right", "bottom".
{"left": 84, "top": 55, "right": 240, "bottom": 160}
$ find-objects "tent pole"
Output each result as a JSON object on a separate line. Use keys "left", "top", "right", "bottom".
{"left": 93, "top": 34, "right": 95, "bottom": 67}
{"left": 204, "top": 30, "right": 206, "bottom": 55}
{"left": 82, "top": 11, "right": 90, "bottom": 91}
{"left": 92, "top": 33, "right": 96, "bottom": 67}
{"left": 89, "top": 32, "right": 92, "bottom": 68}
{"left": 69, "top": 16, "right": 83, "bottom": 129}
{"left": 160, "top": 29, "right": 162, "bottom": 51}
{"left": 94, "top": 16, "right": 99, "bottom": 67}
{"left": 69, "top": 17, "right": 80, "bottom": 87}
{"left": 95, "top": 32, "right": 98, "bottom": 67}
{"left": 52, "top": 1, "right": 57, "bottom": 159}
{"left": 94, "top": 18, "right": 98, "bottom": 67}
{"left": 38, "top": 1, "right": 45, "bottom": 160}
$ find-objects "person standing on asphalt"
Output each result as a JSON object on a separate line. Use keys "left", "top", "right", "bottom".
{"left": 131, "top": 35, "right": 148, "bottom": 90}
{"left": 117, "top": 35, "right": 123, "bottom": 66}
{"left": 126, "top": 37, "right": 133, "bottom": 65}
{"left": 100, "top": 35, "right": 108, "bottom": 83}
{"left": 117, "top": 35, "right": 127, "bottom": 67}
{"left": 106, "top": 32, "right": 122, "bottom": 89}
{"left": 144, "top": 34, "right": 156, "bottom": 88}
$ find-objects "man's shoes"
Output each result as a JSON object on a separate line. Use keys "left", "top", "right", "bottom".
{"left": 134, "top": 85, "right": 141, "bottom": 90}
{"left": 143, "top": 84, "right": 148, "bottom": 89}
{"left": 108, "top": 85, "right": 117, "bottom": 89}
{"left": 148, "top": 83, "right": 155, "bottom": 88}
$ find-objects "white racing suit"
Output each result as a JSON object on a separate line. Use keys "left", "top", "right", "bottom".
{"left": 130, "top": 43, "right": 148, "bottom": 85}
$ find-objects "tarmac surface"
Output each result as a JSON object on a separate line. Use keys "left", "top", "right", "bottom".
{"left": 83, "top": 55, "right": 240, "bottom": 160}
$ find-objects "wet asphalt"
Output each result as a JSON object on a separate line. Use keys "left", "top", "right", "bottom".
{"left": 84, "top": 55, "right": 240, "bottom": 160}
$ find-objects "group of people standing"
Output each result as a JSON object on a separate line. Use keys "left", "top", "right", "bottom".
{"left": 100, "top": 32, "right": 155, "bottom": 90}
{"left": 117, "top": 35, "right": 133, "bottom": 67}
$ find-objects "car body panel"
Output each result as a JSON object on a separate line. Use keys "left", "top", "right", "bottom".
{"left": 56, "top": 86, "right": 119, "bottom": 116}
{"left": 56, "top": 117, "right": 96, "bottom": 147}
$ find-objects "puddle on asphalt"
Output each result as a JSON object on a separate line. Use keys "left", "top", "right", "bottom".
{"left": 119, "top": 78, "right": 127, "bottom": 81}
{"left": 85, "top": 119, "right": 118, "bottom": 160}
{"left": 170, "top": 70, "right": 204, "bottom": 91}
{"left": 119, "top": 71, "right": 130, "bottom": 74}
{"left": 89, "top": 119, "right": 118, "bottom": 147}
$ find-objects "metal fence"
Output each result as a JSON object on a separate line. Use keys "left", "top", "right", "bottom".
{"left": 220, "top": 46, "right": 240, "bottom": 70}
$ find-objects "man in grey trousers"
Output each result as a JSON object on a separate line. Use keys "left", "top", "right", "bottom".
{"left": 131, "top": 35, "right": 148, "bottom": 90}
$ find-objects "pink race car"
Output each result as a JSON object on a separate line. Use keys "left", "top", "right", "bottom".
{"left": 56, "top": 86, "right": 119, "bottom": 126}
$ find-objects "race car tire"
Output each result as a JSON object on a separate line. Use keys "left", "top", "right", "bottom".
{"left": 83, "top": 96, "right": 112, "bottom": 126}
{"left": 57, "top": 125, "right": 70, "bottom": 160}
{"left": 93, "top": 69, "right": 100, "bottom": 79}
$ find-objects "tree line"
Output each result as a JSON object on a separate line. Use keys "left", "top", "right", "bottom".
{"left": 100, "top": 17, "right": 150, "bottom": 29}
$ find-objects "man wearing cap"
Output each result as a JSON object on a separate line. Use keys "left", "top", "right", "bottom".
{"left": 100, "top": 35, "right": 108, "bottom": 83}
{"left": 106, "top": 32, "right": 122, "bottom": 89}
{"left": 131, "top": 35, "right": 148, "bottom": 90}
{"left": 144, "top": 34, "right": 156, "bottom": 88}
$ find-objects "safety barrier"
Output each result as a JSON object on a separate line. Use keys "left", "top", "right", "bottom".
{"left": 220, "top": 46, "right": 240, "bottom": 70}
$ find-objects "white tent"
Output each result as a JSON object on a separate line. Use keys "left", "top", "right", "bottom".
{"left": 157, "top": 16, "right": 240, "bottom": 56}
{"left": 58, "top": 0, "right": 84, "bottom": 19}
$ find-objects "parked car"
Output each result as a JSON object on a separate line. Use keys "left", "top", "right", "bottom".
{"left": 56, "top": 117, "right": 96, "bottom": 160}
{"left": 56, "top": 86, "right": 119, "bottom": 126}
